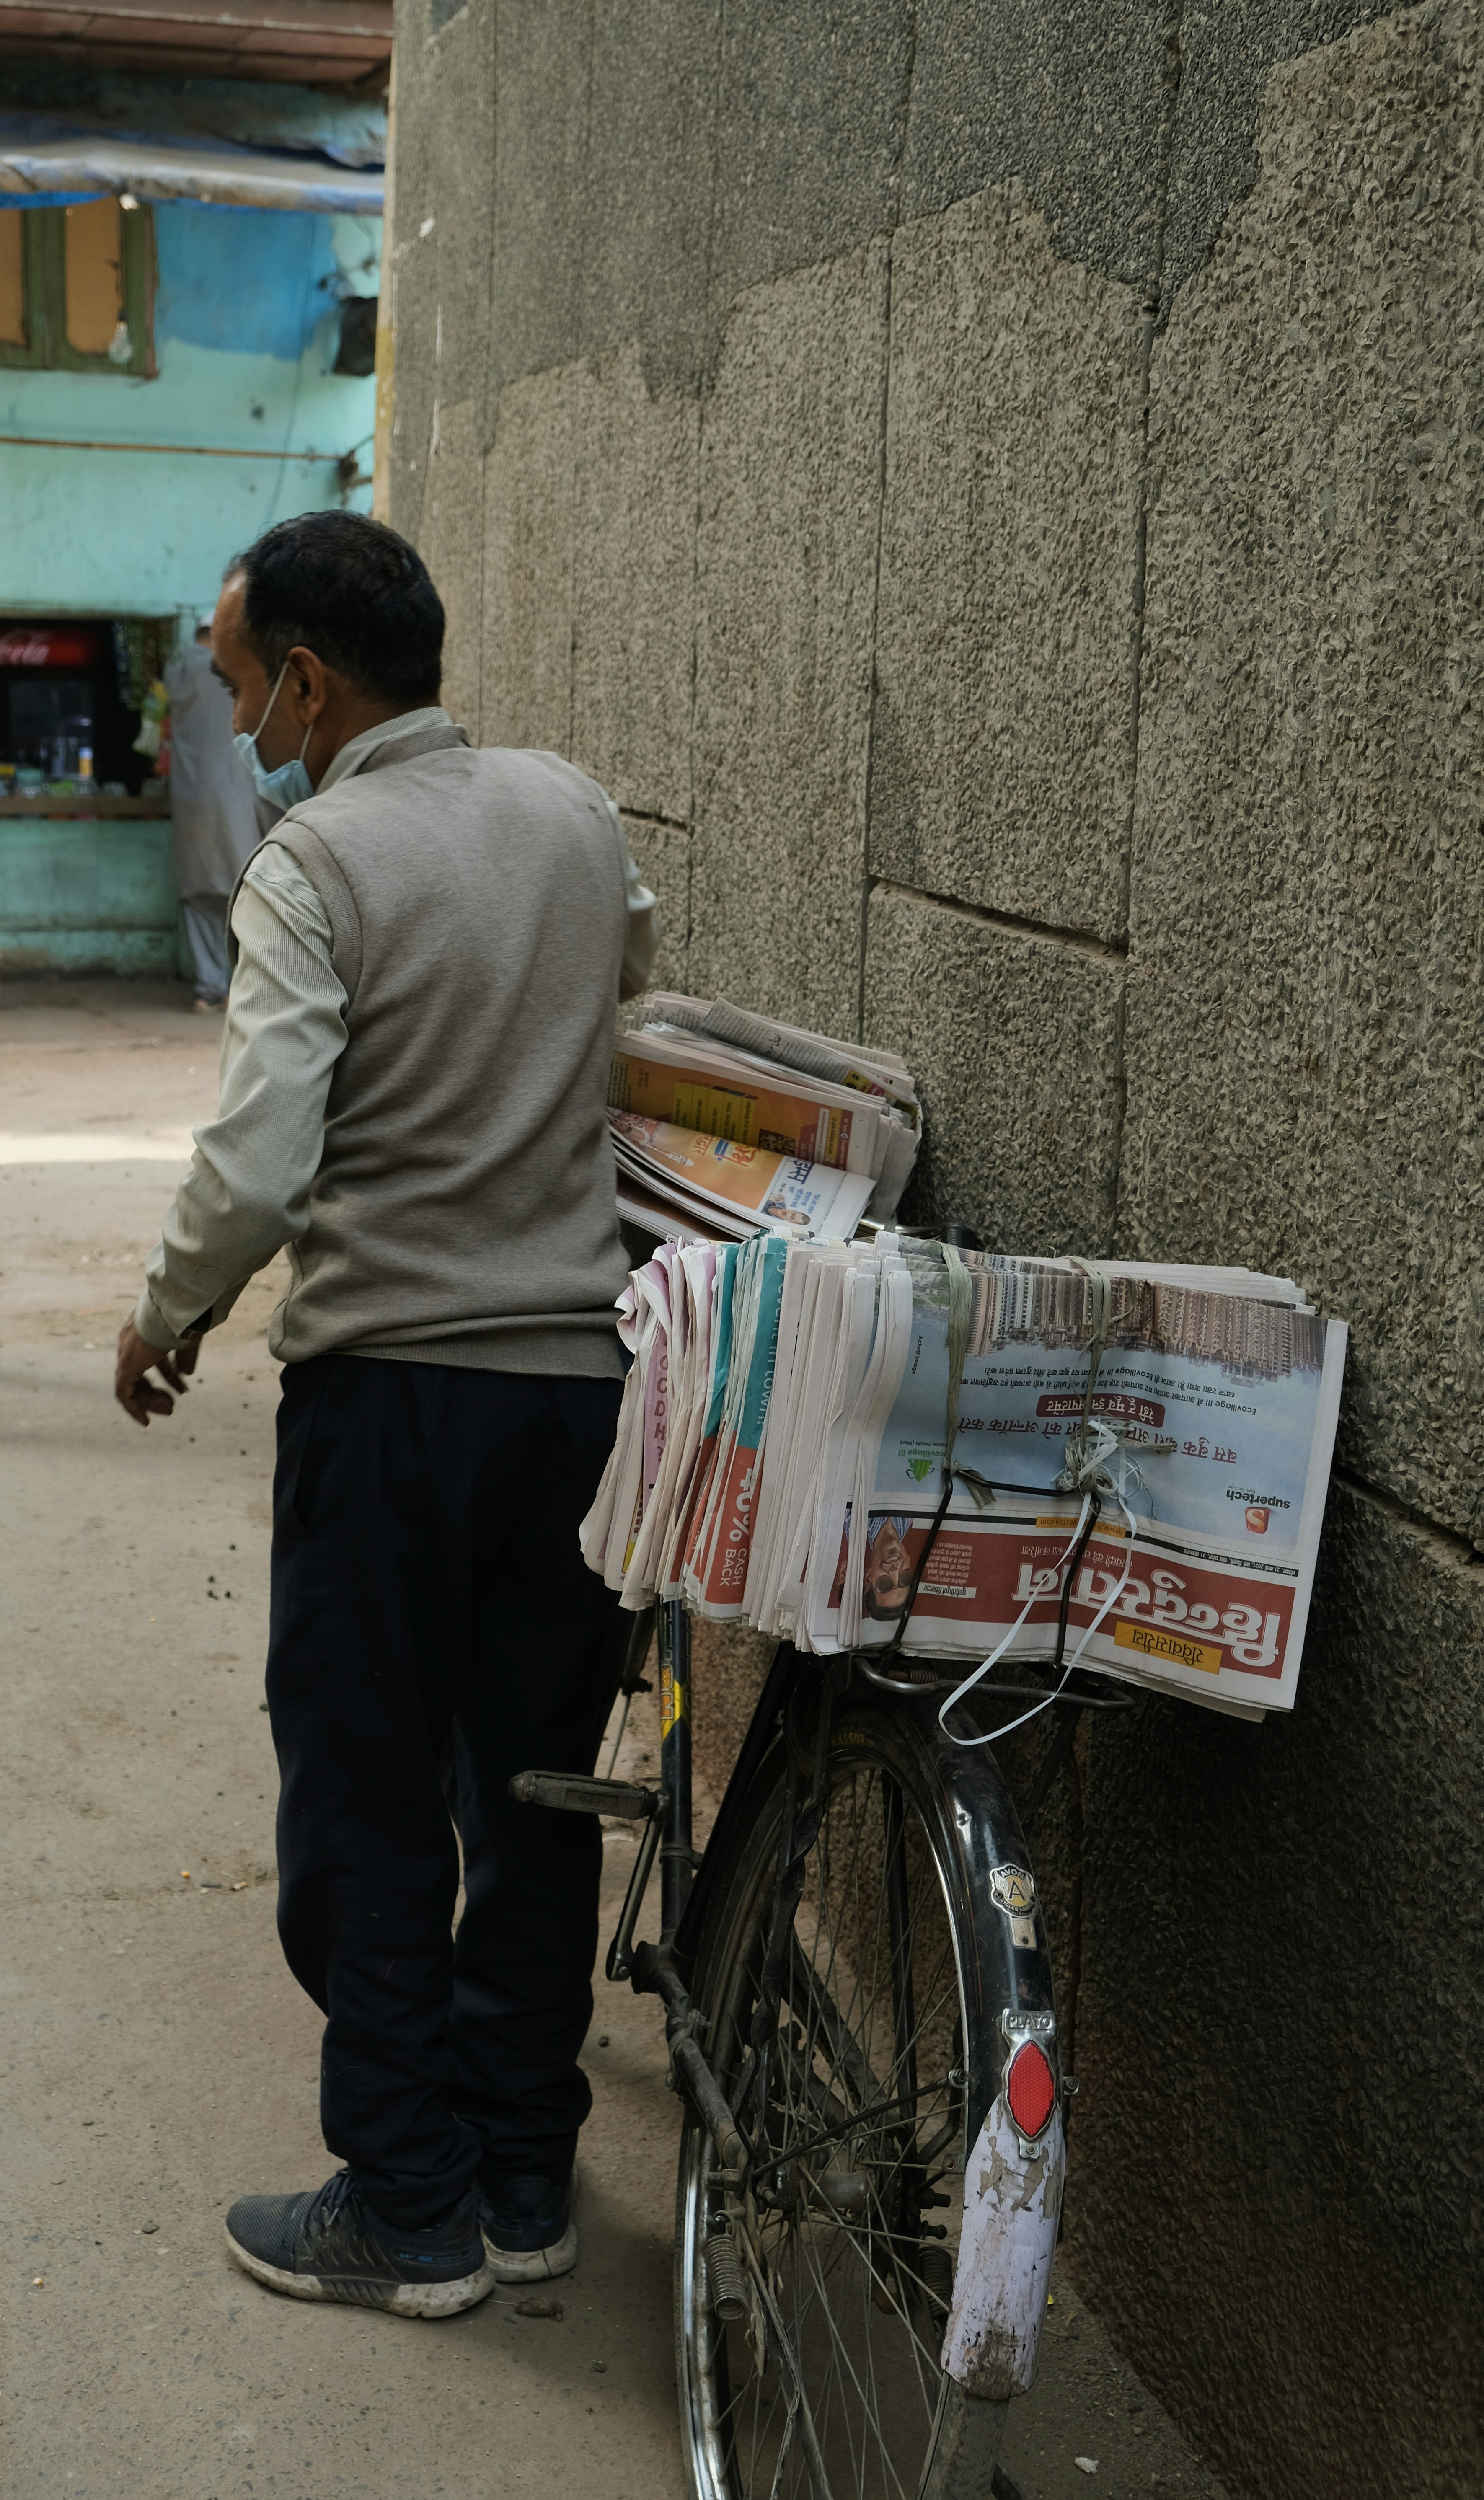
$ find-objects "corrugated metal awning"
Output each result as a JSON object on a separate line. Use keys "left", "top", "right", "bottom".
{"left": 0, "top": 131, "right": 383, "bottom": 212}
{"left": 0, "top": 75, "right": 387, "bottom": 169}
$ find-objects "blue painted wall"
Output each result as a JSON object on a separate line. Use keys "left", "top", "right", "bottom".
{"left": 0, "top": 815, "right": 177, "bottom": 974}
{"left": 0, "top": 200, "right": 380, "bottom": 620}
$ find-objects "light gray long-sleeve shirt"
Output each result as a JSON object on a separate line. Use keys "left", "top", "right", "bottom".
{"left": 134, "top": 709, "right": 658, "bottom": 1352}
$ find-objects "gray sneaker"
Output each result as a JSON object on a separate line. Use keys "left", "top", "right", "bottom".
{"left": 479, "top": 2165, "right": 579, "bottom": 2283}
{"left": 225, "top": 2169, "right": 496, "bottom": 2318}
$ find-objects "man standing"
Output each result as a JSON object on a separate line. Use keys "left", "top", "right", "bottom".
{"left": 162, "top": 618, "right": 263, "bottom": 1011}
{"left": 114, "top": 512, "right": 656, "bottom": 2320}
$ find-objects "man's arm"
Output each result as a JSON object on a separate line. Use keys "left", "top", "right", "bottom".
{"left": 116, "top": 848, "right": 348, "bottom": 1425}
{"left": 609, "top": 801, "right": 661, "bottom": 1001}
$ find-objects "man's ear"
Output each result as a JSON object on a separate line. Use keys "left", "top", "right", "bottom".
{"left": 289, "top": 645, "right": 330, "bottom": 719}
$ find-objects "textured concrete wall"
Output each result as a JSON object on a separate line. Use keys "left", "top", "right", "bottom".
{"left": 870, "top": 186, "right": 1145, "bottom": 941}
{"left": 388, "top": 3, "right": 1483, "bottom": 2491}
{"left": 1125, "top": 4, "right": 1484, "bottom": 1542}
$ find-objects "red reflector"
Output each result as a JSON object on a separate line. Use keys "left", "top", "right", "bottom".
{"left": 1006, "top": 2039, "right": 1056, "bottom": 2139}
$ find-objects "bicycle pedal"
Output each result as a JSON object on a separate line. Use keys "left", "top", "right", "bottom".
{"left": 509, "top": 1769, "right": 662, "bottom": 1820}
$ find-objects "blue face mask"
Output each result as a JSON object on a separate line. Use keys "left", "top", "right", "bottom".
{"left": 234, "top": 660, "right": 314, "bottom": 809}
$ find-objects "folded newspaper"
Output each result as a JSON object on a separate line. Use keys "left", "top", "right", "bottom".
{"left": 580, "top": 1235, "right": 1347, "bottom": 1722}
{"left": 608, "top": 995, "right": 920, "bottom": 1242}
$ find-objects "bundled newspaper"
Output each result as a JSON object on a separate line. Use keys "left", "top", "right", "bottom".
{"left": 580, "top": 1235, "right": 1348, "bottom": 1721}
{"left": 608, "top": 995, "right": 920, "bottom": 1243}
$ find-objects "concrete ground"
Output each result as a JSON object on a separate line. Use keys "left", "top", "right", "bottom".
{"left": 0, "top": 977, "right": 1230, "bottom": 2500}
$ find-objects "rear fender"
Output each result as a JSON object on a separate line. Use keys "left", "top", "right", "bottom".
{"left": 689, "top": 1664, "right": 1067, "bottom": 2403}
{"left": 853, "top": 1689, "right": 1065, "bottom": 2401}
{"left": 944, "top": 2097, "right": 1064, "bottom": 2399}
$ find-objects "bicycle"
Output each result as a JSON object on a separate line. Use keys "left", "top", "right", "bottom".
{"left": 514, "top": 1541, "right": 1135, "bottom": 2497}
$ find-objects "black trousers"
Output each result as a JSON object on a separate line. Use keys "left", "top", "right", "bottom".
{"left": 266, "top": 1354, "right": 624, "bottom": 2229}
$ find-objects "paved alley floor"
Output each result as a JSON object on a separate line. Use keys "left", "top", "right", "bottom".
{"left": 0, "top": 977, "right": 1230, "bottom": 2500}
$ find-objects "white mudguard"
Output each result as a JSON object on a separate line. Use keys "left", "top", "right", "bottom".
{"left": 941, "top": 2100, "right": 1064, "bottom": 2400}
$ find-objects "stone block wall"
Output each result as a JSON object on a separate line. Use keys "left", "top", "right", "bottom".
{"left": 385, "top": 4, "right": 1484, "bottom": 2490}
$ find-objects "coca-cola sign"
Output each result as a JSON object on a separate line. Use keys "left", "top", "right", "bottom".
{"left": 0, "top": 626, "right": 101, "bottom": 669}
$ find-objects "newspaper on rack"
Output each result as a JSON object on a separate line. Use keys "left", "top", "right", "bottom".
{"left": 608, "top": 995, "right": 920, "bottom": 1241}
{"left": 579, "top": 1235, "right": 1348, "bottom": 1723}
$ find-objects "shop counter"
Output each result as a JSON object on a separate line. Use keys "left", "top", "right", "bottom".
{"left": 0, "top": 796, "right": 181, "bottom": 976}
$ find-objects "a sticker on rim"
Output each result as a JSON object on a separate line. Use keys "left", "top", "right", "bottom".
{"left": 990, "top": 1864, "right": 1037, "bottom": 1949}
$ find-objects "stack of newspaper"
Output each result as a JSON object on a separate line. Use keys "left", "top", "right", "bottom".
{"left": 580, "top": 1234, "right": 1348, "bottom": 1720}
{"left": 607, "top": 994, "right": 920, "bottom": 1243}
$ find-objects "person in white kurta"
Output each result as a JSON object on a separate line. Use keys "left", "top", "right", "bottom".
{"left": 162, "top": 625, "right": 262, "bottom": 1008}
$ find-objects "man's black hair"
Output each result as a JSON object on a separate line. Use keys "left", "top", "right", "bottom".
{"left": 227, "top": 511, "right": 444, "bottom": 705}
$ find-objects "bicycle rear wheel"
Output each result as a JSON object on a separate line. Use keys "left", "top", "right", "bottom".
{"left": 675, "top": 1700, "right": 1012, "bottom": 2500}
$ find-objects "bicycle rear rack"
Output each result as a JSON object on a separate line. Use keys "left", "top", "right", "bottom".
{"left": 509, "top": 1558, "right": 1140, "bottom": 2185}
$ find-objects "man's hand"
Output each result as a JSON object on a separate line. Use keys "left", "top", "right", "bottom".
{"left": 115, "top": 1319, "right": 199, "bottom": 1427}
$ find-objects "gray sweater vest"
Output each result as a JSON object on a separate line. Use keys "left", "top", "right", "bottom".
{"left": 262, "top": 724, "right": 629, "bottom": 1375}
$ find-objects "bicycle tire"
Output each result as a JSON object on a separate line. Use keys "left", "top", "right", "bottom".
{"left": 674, "top": 1692, "right": 1048, "bottom": 2500}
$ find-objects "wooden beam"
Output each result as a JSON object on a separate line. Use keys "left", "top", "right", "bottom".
{"left": 0, "top": 0, "right": 391, "bottom": 85}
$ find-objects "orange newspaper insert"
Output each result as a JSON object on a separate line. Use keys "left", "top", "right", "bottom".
{"left": 1115, "top": 1620, "right": 1222, "bottom": 1675}
{"left": 610, "top": 1043, "right": 857, "bottom": 1168}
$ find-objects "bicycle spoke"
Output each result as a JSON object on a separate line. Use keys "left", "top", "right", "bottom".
{"left": 793, "top": 2217, "right": 914, "bottom": 2500}
{"left": 765, "top": 2388, "right": 800, "bottom": 2500}
{"left": 787, "top": 1935, "right": 880, "bottom": 2112}
{"left": 683, "top": 1747, "right": 988, "bottom": 2500}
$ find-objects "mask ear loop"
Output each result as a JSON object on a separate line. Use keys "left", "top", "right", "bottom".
{"left": 250, "top": 658, "right": 291, "bottom": 745}
{"left": 251, "top": 660, "right": 314, "bottom": 773}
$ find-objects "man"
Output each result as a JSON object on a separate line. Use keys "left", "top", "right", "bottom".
{"left": 162, "top": 618, "right": 263, "bottom": 1011}
{"left": 114, "top": 511, "right": 657, "bottom": 2320}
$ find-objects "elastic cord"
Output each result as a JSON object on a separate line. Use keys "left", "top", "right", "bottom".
{"left": 935, "top": 1474, "right": 1139, "bottom": 1747}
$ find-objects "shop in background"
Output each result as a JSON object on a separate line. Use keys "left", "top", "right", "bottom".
{"left": 0, "top": 615, "right": 181, "bottom": 977}
{"left": 0, "top": 616, "right": 176, "bottom": 799}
